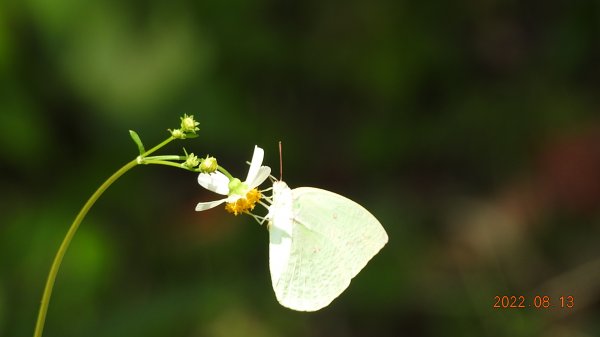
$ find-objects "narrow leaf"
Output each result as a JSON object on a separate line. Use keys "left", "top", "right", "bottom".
{"left": 129, "top": 130, "right": 145, "bottom": 155}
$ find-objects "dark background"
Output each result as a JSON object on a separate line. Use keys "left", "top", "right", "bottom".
{"left": 1, "top": 1, "right": 600, "bottom": 336}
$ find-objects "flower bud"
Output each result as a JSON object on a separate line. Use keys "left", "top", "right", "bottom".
{"left": 199, "top": 156, "right": 218, "bottom": 173}
{"left": 183, "top": 153, "right": 201, "bottom": 169}
{"left": 170, "top": 129, "right": 185, "bottom": 139}
{"left": 180, "top": 114, "right": 200, "bottom": 133}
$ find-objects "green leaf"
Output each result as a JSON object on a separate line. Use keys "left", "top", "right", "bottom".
{"left": 129, "top": 130, "right": 145, "bottom": 155}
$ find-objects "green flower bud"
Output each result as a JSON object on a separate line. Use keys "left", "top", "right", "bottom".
{"left": 170, "top": 129, "right": 185, "bottom": 139}
{"left": 183, "top": 153, "right": 201, "bottom": 169}
{"left": 180, "top": 114, "right": 200, "bottom": 133}
{"left": 200, "top": 156, "right": 218, "bottom": 173}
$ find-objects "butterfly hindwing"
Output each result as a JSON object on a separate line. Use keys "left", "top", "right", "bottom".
{"left": 292, "top": 187, "right": 388, "bottom": 278}
{"left": 273, "top": 219, "right": 351, "bottom": 311}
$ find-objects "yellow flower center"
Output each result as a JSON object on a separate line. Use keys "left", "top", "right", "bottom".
{"left": 225, "top": 188, "right": 262, "bottom": 215}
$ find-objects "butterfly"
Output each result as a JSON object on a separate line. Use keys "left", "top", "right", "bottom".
{"left": 266, "top": 177, "right": 388, "bottom": 311}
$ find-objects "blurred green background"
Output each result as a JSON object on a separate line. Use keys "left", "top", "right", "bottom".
{"left": 1, "top": 0, "right": 600, "bottom": 336}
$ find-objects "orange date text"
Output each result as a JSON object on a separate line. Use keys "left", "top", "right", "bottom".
{"left": 493, "top": 295, "right": 574, "bottom": 309}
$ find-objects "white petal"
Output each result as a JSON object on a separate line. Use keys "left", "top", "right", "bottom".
{"left": 226, "top": 194, "right": 242, "bottom": 203}
{"left": 195, "top": 198, "right": 227, "bottom": 211}
{"left": 248, "top": 166, "right": 271, "bottom": 189}
{"left": 245, "top": 145, "right": 264, "bottom": 185}
{"left": 198, "top": 172, "right": 229, "bottom": 195}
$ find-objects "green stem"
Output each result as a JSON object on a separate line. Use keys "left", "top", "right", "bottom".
{"left": 217, "top": 165, "right": 234, "bottom": 180}
{"left": 33, "top": 159, "right": 138, "bottom": 337}
{"left": 144, "top": 159, "right": 191, "bottom": 170}
{"left": 144, "top": 155, "right": 186, "bottom": 161}
{"left": 144, "top": 136, "right": 174, "bottom": 157}
{"left": 33, "top": 136, "right": 174, "bottom": 337}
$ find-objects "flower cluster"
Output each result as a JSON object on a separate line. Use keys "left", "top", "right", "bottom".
{"left": 169, "top": 114, "right": 200, "bottom": 139}
{"left": 34, "top": 114, "right": 276, "bottom": 337}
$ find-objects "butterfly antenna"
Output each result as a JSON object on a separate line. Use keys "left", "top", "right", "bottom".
{"left": 278, "top": 141, "right": 283, "bottom": 181}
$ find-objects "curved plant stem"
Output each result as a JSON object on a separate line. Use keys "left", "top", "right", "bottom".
{"left": 33, "top": 136, "right": 174, "bottom": 337}
{"left": 217, "top": 165, "right": 234, "bottom": 180}
{"left": 33, "top": 159, "right": 137, "bottom": 337}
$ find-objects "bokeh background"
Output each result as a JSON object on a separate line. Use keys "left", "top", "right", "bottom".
{"left": 2, "top": 1, "right": 600, "bottom": 336}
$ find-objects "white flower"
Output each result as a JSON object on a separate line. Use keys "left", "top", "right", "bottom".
{"left": 195, "top": 145, "right": 271, "bottom": 212}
